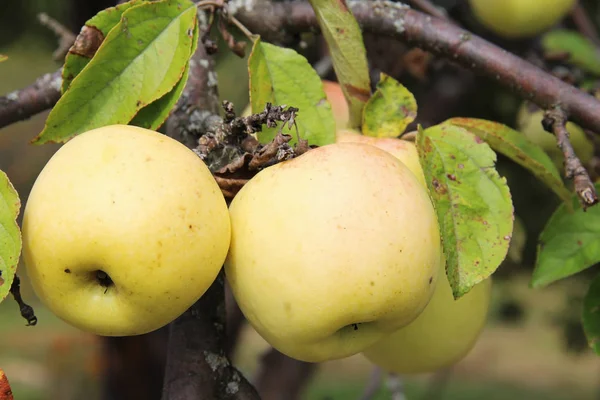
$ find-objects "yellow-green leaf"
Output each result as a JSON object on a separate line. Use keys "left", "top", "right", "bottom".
{"left": 248, "top": 37, "right": 336, "bottom": 147}
{"left": 417, "top": 124, "right": 514, "bottom": 298}
{"left": 362, "top": 73, "right": 417, "bottom": 138}
{"left": 444, "top": 118, "right": 572, "bottom": 206}
{"left": 308, "top": 0, "right": 371, "bottom": 129}
{"left": 35, "top": 0, "right": 197, "bottom": 144}
{"left": 0, "top": 170, "right": 21, "bottom": 303}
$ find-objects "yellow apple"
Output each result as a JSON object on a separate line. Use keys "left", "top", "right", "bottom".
{"left": 362, "top": 263, "right": 492, "bottom": 374}
{"left": 336, "top": 129, "right": 426, "bottom": 187}
{"left": 516, "top": 101, "right": 594, "bottom": 169}
{"left": 22, "top": 124, "right": 231, "bottom": 337}
{"left": 469, "top": 0, "right": 576, "bottom": 39}
{"left": 225, "top": 142, "right": 443, "bottom": 363}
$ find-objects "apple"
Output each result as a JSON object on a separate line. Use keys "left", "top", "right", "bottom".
{"left": 362, "top": 260, "right": 492, "bottom": 374}
{"left": 322, "top": 80, "right": 350, "bottom": 129}
{"left": 516, "top": 101, "right": 594, "bottom": 169}
{"left": 21, "top": 124, "right": 231, "bottom": 336}
{"left": 336, "top": 129, "right": 426, "bottom": 187}
{"left": 469, "top": 0, "right": 576, "bottom": 39}
{"left": 225, "top": 142, "right": 443, "bottom": 363}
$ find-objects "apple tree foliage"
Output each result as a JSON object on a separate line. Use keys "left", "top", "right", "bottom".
{"left": 0, "top": 0, "right": 600, "bottom": 355}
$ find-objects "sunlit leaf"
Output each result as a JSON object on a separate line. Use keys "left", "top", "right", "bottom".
{"left": 61, "top": 0, "right": 146, "bottom": 93}
{"left": 35, "top": 0, "right": 197, "bottom": 144}
{"left": 416, "top": 124, "right": 514, "bottom": 298}
{"left": 248, "top": 37, "right": 336, "bottom": 146}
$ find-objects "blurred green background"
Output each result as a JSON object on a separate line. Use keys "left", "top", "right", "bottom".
{"left": 1, "top": 1, "right": 600, "bottom": 399}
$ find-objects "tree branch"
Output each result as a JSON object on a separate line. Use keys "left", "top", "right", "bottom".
{"left": 0, "top": 69, "right": 61, "bottom": 129}
{"left": 233, "top": 0, "right": 600, "bottom": 133}
{"left": 160, "top": 13, "right": 260, "bottom": 400}
{"left": 543, "top": 108, "right": 598, "bottom": 207}
{"left": 254, "top": 348, "right": 316, "bottom": 400}
{"left": 5, "top": 1, "right": 600, "bottom": 135}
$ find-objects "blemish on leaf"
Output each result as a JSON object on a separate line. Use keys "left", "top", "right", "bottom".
{"left": 69, "top": 25, "right": 105, "bottom": 58}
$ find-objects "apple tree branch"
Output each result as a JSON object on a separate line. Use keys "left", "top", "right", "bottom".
{"left": 543, "top": 108, "right": 598, "bottom": 207}
{"left": 160, "top": 14, "right": 260, "bottom": 400}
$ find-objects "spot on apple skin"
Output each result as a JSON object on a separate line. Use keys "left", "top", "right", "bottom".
{"left": 64, "top": 269, "right": 71, "bottom": 274}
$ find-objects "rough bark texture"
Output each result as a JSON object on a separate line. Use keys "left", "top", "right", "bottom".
{"left": 0, "top": 70, "right": 61, "bottom": 128}
{"left": 160, "top": 14, "right": 260, "bottom": 400}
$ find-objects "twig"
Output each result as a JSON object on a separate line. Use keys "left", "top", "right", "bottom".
{"left": 570, "top": 2, "right": 600, "bottom": 47}
{"left": 233, "top": 0, "right": 600, "bottom": 133}
{"left": 9, "top": 275, "right": 37, "bottom": 326}
{"left": 37, "top": 13, "right": 77, "bottom": 61}
{"left": 4, "top": 1, "right": 600, "bottom": 137}
{"left": 543, "top": 107, "right": 599, "bottom": 207}
{"left": 0, "top": 369, "right": 14, "bottom": 400}
{"left": 387, "top": 374, "right": 407, "bottom": 400}
{"left": 359, "top": 367, "right": 383, "bottom": 400}
{"left": 0, "top": 69, "right": 62, "bottom": 129}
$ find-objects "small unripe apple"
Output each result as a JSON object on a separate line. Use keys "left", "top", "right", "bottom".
{"left": 469, "top": 0, "right": 576, "bottom": 39}
{"left": 516, "top": 101, "right": 594, "bottom": 169}
{"left": 22, "top": 124, "right": 231, "bottom": 336}
{"left": 362, "top": 262, "right": 492, "bottom": 374}
{"left": 336, "top": 129, "right": 426, "bottom": 187}
{"left": 225, "top": 143, "right": 442, "bottom": 363}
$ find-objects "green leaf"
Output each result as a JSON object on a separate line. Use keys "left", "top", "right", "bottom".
{"left": 542, "top": 30, "right": 600, "bottom": 76}
{"left": 307, "top": 0, "right": 371, "bottom": 129}
{"left": 61, "top": 0, "right": 146, "bottom": 94}
{"left": 0, "top": 54, "right": 7, "bottom": 63}
{"left": 444, "top": 118, "right": 572, "bottom": 206}
{"left": 35, "top": 0, "right": 197, "bottom": 144}
{"left": 531, "top": 183, "right": 600, "bottom": 288}
{"left": 361, "top": 73, "right": 417, "bottom": 138}
{"left": 248, "top": 37, "right": 336, "bottom": 147}
{"left": 0, "top": 171, "right": 21, "bottom": 303}
{"left": 130, "top": 16, "right": 199, "bottom": 130}
{"left": 583, "top": 274, "right": 600, "bottom": 355}
{"left": 416, "top": 124, "right": 514, "bottom": 298}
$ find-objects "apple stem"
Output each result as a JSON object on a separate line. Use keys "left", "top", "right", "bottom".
{"left": 9, "top": 275, "right": 37, "bottom": 327}
{"left": 543, "top": 107, "right": 599, "bottom": 208}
